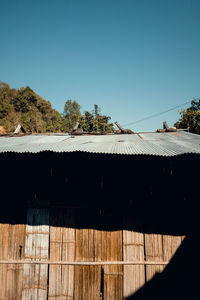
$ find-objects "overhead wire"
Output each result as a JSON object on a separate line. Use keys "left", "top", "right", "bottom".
{"left": 121, "top": 100, "right": 191, "bottom": 127}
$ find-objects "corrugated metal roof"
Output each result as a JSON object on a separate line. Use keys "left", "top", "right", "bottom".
{"left": 0, "top": 131, "right": 200, "bottom": 156}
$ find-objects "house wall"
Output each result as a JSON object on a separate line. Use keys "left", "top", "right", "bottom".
{"left": 1, "top": 151, "right": 197, "bottom": 299}
{"left": 0, "top": 207, "right": 183, "bottom": 300}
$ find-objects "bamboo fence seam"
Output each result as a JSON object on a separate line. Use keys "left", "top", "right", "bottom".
{"left": 0, "top": 260, "right": 169, "bottom": 265}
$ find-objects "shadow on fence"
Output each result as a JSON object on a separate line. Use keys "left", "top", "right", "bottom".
{"left": 126, "top": 234, "right": 199, "bottom": 299}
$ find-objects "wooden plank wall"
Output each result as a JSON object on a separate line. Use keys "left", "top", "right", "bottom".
{"left": 0, "top": 209, "right": 184, "bottom": 300}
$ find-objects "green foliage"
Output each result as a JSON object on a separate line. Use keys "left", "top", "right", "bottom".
{"left": 174, "top": 98, "right": 200, "bottom": 134}
{"left": 0, "top": 82, "right": 113, "bottom": 134}
{"left": 63, "top": 100, "right": 81, "bottom": 131}
{"left": 0, "top": 82, "right": 63, "bottom": 133}
{"left": 80, "top": 104, "right": 114, "bottom": 134}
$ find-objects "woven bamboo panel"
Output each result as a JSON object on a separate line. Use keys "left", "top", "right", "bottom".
{"left": 163, "top": 235, "right": 182, "bottom": 263}
{"left": 0, "top": 210, "right": 185, "bottom": 299}
{"left": 0, "top": 223, "right": 9, "bottom": 299}
{"left": 145, "top": 233, "right": 164, "bottom": 281}
{"left": 102, "top": 230, "right": 123, "bottom": 300}
{"left": 22, "top": 208, "right": 49, "bottom": 300}
{"left": 49, "top": 208, "right": 75, "bottom": 300}
{"left": 182, "top": 235, "right": 186, "bottom": 241}
{"left": 48, "top": 213, "right": 62, "bottom": 299}
{"left": 74, "top": 228, "right": 101, "bottom": 300}
{"left": 123, "top": 228, "right": 145, "bottom": 297}
{"left": 6, "top": 224, "right": 25, "bottom": 299}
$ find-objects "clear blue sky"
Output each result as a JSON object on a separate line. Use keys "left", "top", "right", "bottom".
{"left": 0, "top": 0, "right": 200, "bottom": 131}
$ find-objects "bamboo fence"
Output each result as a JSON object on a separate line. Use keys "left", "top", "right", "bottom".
{"left": 0, "top": 208, "right": 183, "bottom": 300}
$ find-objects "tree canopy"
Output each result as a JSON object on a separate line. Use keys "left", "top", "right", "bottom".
{"left": 79, "top": 104, "right": 113, "bottom": 134}
{"left": 62, "top": 100, "right": 82, "bottom": 132}
{"left": 174, "top": 98, "right": 200, "bottom": 134}
{"left": 0, "top": 82, "right": 63, "bottom": 133}
{"left": 0, "top": 82, "right": 114, "bottom": 134}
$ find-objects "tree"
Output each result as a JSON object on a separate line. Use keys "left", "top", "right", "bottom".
{"left": 0, "top": 82, "right": 114, "bottom": 134}
{"left": 0, "top": 82, "right": 18, "bottom": 131}
{"left": 63, "top": 100, "right": 81, "bottom": 131}
{"left": 174, "top": 98, "right": 200, "bottom": 134}
{"left": 81, "top": 111, "right": 95, "bottom": 132}
{"left": 80, "top": 104, "right": 114, "bottom": 134}
{"left": 93, "top": 104, "right": 113, "bottom": 134}
{"left": 0, "top": 82, "right": 63, "bottom": 133}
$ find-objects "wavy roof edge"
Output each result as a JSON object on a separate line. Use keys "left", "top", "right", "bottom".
{"left": 0, "top": 131, "right": 200, "bottom": 157}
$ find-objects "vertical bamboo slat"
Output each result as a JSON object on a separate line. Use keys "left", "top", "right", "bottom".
{"left": 182, "top": 235, "right": 186, "bottom": 241}
{"left": 0, "top": 223, "right": 9, "bottom": 299}
{"left": 123, "top": 227, "right": 145, "bottom": 297}
{"left": 22, "top": 208, "right": 49, "bottom": 300}
{"left": 6, "top": 224, "right": 25, "bottom": 299}
{"left": 74, "top": 227, "right": 101, "bottom": 300}
{"left": 163, "top": 235, "right": 182, "bottom": 264}
{"left": 102, "top": 230, "right": 123, "bottom": 300}
{"left": 48, "top": 213, "right": 62, "bottom": 299}
{"left": 48, "top": 208, "right": 75, "bottom": 300}
{"left": 0, "top": 211, "right": 185, "bottom": 300}
{"left": 61, "top": 209, "right": 75, "bottom": 300}
{"left": 145, "top": 233, "right": 164, "bottom": 281}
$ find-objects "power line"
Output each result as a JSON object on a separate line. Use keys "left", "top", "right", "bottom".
{"left": 122, "top": 100, "right": 191, "bottom": 127}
